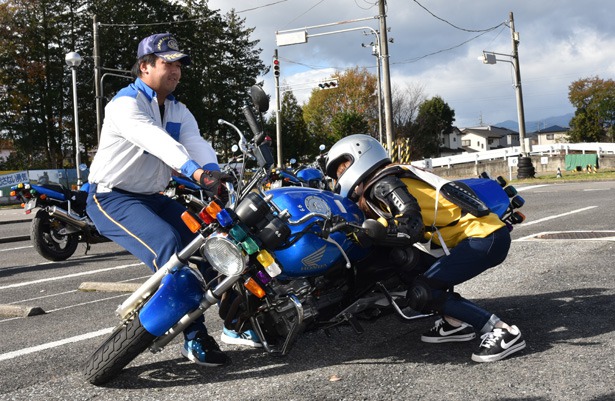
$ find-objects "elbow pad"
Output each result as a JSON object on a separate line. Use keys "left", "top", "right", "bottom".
{"left": 372, "top": 176, "right": 424, "bottom": 243}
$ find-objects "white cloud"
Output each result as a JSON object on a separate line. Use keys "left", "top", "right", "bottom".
{"left": 208, "top": 0, "right": 615, "bottom": 128}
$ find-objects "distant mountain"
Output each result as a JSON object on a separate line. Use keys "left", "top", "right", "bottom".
{"left": 493, "top": 112, "right": 574, "bottom": 132}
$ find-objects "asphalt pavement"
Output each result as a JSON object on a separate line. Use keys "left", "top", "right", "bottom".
{"left": 0, "top": 181, "right": 613, "bottom": 401}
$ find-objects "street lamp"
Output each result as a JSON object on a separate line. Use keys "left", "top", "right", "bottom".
{"left": 65, "top": 51, "right": 83, "bottom": 187}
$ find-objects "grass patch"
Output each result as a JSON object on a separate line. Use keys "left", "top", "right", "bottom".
{"left": 512, "top": 168, "right": 615, "bottom": 184}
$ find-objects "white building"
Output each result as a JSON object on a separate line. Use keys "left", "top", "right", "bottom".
{"left": 460, "top": 126, "right": 520, "bottom": 152}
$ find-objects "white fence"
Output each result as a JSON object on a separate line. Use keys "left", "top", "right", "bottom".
{"left": 411, "top": 142, "right": 615, "bottom": 169}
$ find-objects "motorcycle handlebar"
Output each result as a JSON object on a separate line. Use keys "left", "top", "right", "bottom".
{"left": 242, "top": 105, "right": 260, "bottom": 139}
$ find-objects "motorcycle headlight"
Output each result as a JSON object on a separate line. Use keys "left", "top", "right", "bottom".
{"left": 201, "top": 235, "right": 246, "bottom": 276}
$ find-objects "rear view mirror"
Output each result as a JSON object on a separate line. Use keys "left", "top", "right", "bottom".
{"left": 250, "top": 85, "right": 270, "bottom": 113}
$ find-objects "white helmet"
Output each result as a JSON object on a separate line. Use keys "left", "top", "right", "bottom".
{"left": 325, "top": 134, "right": 391, "bottom": 198}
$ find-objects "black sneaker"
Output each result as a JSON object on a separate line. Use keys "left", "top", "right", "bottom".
{"left": 181, "top": 332, "right": 229, "bottom": 366}
{"left": 421, "top": 318, "right": 476, "bottom": 343}
{"left": 471, "top": 325, "right": 526, "bottom": 363}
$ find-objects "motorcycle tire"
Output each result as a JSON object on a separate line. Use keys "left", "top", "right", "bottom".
{"left": 31, "top": 210, "right": 79, "bottom": 261}
{"left": 83, "top": 314, "right": 155, "bottom": 385}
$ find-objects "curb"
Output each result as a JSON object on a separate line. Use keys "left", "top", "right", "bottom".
{"left": 78, "top": 282, "right": 141, "bottom": 293}
{"left": 0, "top": 219, "right": 31, "bottom": 225}
{"left": 0, "top": 304, "right": 46, "bottom": 318}
{"left": 0, "top": 235, "right": 30, "bottom": 244}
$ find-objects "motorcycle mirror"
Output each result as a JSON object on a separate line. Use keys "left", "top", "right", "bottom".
{"left": 289, "top": 158, "right": 297, "bottom": 165}
{"left": 250, "top": 85, "right": 270, "bottom": 113}
{"left": 231, "top": 144, "right": 239, "bottom": 153}
{"left": 362, "top": 219, "right": 386, "bottom": 240}
{"left": 79, "top": 163, "right": 89, "bottom": 171}
{"left": 319, "top": 144, "right": 326, "bottom": 152}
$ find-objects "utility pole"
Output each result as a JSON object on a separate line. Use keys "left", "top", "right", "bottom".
{"left": 378, "top": 0, "right": 395, "bottom": 156}
{"left": 509, "top": 11, "right": 527, "bottom": 156}
{"left": 273, "top": 49, "right": 283, "bottom": 168}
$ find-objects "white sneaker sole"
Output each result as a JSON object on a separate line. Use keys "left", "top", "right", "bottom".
{"left": 221, "top": 332, "right": 263, "bottom": 348}
{"left": 471, "top": 340, "right": 526, "bottom": 363}
{"left": 421, "top": 332, "right": 476, "bottom": 343}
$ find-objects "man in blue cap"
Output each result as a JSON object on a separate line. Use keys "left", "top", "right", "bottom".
{"left": 87, "top": 33, "right": 259, "bottom": 367}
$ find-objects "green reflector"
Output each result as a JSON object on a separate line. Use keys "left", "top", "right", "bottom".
{"left": 241, "top": 237, "right": 259, "bottom": 255}
{"left": 229, "top": 225, "right": 248, "bottom": 242}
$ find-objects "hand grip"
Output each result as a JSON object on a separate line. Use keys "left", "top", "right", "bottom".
{"left": 242, "top": 105, "right": 260, "bottom": 137}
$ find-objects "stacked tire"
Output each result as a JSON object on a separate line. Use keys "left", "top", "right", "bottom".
{"left": 516, "top": 157, "right": 535, "bottom": 179}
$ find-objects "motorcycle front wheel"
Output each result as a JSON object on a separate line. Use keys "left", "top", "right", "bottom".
{"left": 83, "top": 314, "right": 156, "bottom": 385}
{"left": 31, "top": 210, "right": 79, "bottom": 261}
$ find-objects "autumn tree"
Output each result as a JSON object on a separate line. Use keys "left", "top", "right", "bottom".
{"left": 568, "top": 76, "right": 615, "bottom": 142}
{"left": 302, "top": 67, "right": 379, "bottom": 145}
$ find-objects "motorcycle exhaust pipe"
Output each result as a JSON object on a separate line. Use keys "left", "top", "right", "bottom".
{"left": 47, "top": 206, "right": 90, "bottom": 229}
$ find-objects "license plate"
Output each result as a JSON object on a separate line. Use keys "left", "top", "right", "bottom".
{"left": 25, "top": 198, "right": 37, "bottom": 212}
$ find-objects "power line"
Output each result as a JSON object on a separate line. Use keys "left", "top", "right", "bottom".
{"left": 394, "top": 27, "right": 503, "bottom": 64}
{"left": 412, "top": 0, "right": 505, "bottom": 33}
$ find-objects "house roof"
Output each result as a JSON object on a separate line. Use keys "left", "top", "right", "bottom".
{"left": 530, "top": 125, "right": 570, "bottom": 134}
{"left": 461, "top": 125, "right": 518, "bottom": 138}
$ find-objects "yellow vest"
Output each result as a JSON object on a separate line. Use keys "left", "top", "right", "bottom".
{"left": 400, "top": 177, "right": 505, "bottom": 248}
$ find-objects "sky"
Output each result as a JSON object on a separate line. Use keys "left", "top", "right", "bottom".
{"left": 206, "top": 0, "right": 615, "bottom": 130}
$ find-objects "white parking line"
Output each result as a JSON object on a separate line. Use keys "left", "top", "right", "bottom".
{"left": 0, "top": 263, "right": 143, "bottom": 290}
{"left": 0, "top": 245, "right": 33, "bottom": 252}
{"left": 518, "top": 206, "right": 597, "bottom": 227}
{"left": 0, "top": 327, "right": 113, "bottom": 362}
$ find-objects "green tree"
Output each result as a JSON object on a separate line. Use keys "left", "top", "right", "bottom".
{"left": 404, "top": 96, "right": 455, "bottom": 159}
{"left": 266, "top": 91, "right": 314, "bottom": 164}
{"left": 0, "top": 0, "right": 85, "bottom": 169}
{"left": 568, "top": 76, "right": 615, "bottom": 142}
{"left": 0, "top": 0, "right": 266, "bottom": 170}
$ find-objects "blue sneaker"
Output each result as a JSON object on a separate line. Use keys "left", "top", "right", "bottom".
{"left": 181, "top": 333, "right": 229, "bottom": 366}
{"left": 221, "top": 327, "right": 262, "bottom": 348}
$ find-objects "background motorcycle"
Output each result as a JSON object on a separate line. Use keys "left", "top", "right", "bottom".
{"left": 268, "top": 145, "right": 330, "bottom": 190}
{"left": 83, "top": 86, "right": 525, "bottom": 385}
{"left": 11, "top": 180, "right": 108, "bottom": 261}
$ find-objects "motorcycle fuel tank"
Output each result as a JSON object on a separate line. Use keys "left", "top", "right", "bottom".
{"left": 265, "top": 187, "right": 369, "bottom": 279}
{"left": 139, "top": 267, "right": 204, "bottom": 336}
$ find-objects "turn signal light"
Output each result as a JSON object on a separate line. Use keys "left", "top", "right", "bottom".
{"left": 10, "top": 191, "right": 16, "bottom": 197}
{"left": 181, "top": 211, "right": 202, "bottom": 233}
{"left": 243, "top": 277, "right": 266, "bottom": 298}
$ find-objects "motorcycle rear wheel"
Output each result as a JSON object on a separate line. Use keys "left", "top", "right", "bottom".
{"left": 83, "top": 314, "right": 155, "bottom": 385}
{"left": 31, "top": 210, "right": 79, "bottom": 261}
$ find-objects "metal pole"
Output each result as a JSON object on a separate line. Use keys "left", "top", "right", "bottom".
{"left": 70, "top": 66, "right": 82, "bottom": 187}
{"left": 509, "top": 11, "right": 527, "bottom": 156}
{"left": 378, "top": 0, "right": 395, "bottom": 156}
{"left": 274, "top": 49, "right": 283, "bottom": 168}
{"left": 374, "top": 44, "right": 383, "bottom": 144}
{"left": 93, "top": 15, "right": 103, "bottom": 144}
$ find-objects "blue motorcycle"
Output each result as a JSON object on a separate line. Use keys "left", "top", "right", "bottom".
{"left": 11, "top": 181, "right": 108, "bottom": 261}
{"left": 83, "top": 88, "right": 525, "bottom": 385}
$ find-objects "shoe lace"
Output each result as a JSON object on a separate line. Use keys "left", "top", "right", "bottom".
{"left": 479, "top": 328, "right": 504, "bottom": 349}
{"left": 430, "top": 318, "right": 445, "bottom": 333}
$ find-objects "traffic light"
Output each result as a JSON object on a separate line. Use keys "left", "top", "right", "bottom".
{"left": 273, "top": 57, "right": 280, "bottom": 78}
{"left": 318, "top": 79, "right": 338, "bottom": 90}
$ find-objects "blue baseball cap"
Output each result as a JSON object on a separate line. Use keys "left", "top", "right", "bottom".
{"left": 137, "top": 33, "right": 191, "bottom": 65}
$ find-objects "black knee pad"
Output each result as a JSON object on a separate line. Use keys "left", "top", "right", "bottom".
{"left": 407, "top": 276, "right": 450, "bottom": 314}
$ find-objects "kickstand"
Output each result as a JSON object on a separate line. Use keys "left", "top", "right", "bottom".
{"left": 84, "top": 242, "right": 91, "bottom": 255}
